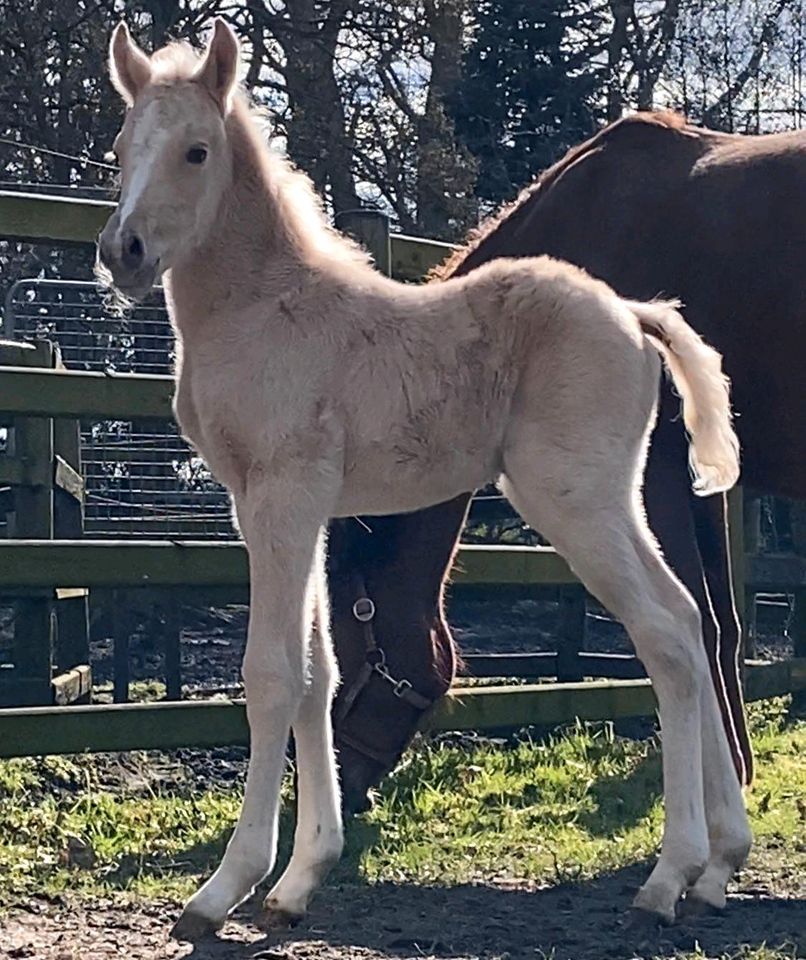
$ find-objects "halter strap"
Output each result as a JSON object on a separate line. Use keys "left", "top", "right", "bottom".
{"left": 335, "top": 574, "right": 435, "bottom": 737}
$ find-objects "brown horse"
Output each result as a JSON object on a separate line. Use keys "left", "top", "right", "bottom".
{"left": 332, "top": 111, "right": 806, "bottom": 811}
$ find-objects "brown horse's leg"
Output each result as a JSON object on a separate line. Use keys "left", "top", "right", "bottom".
{"left": 691, "top": 492, "right": 754, "bottom": 785}
{"left": 644, "top": 393, "right": 748, "bottom": 785}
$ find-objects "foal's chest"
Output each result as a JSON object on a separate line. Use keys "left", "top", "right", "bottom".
{"left": 173, "top": 363, "right": 260, "bottom": 496}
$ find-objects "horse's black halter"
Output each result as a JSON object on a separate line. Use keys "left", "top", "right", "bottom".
{"left": 335, "top": 574, "right": 437, "bottom": 767}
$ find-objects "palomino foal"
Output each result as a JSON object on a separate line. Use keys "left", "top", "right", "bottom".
{"left": 98, "top": 20, "right": 751, "bottom": 939}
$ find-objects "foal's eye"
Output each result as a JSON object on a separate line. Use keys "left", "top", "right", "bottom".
{"left": 186, "top": 146, "right": 208, "bottom": 165}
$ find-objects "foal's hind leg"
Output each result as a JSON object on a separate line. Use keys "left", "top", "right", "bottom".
{"left": 264, "top": 538, "right": 343, "bottom": 926}
{"left": 502, "top": 451, "right": 725, "bottom": 923}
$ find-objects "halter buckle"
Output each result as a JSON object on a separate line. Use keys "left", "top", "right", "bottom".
{"left": 393, "top": 678, "right": 413, "bottom": 698}
{"left": 352, "top": 596, "right": 376, "bottom": 622}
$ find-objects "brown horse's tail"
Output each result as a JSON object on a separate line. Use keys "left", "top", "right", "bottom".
{"left": 630, "top": 300, "right": 740, "bottom": 497}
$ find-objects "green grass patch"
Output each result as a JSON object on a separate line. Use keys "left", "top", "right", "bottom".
{"left": 0, "top": 699, "right": 802, "bottom": 913}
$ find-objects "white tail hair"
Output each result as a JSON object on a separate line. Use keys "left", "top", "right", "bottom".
{"left": 629, "top": 300, "right": 740, "bottom": 496}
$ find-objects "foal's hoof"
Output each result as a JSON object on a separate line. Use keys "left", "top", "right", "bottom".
{"left": 170, "top": 908, "right": 223, "bottom": 942}
{"left": 625, "top": 905, "right": 673, "bottom": 933}
{"left": 679, "top": 893, "right": 723, "bottom": 919}
{"left": 261, "top": 898, "right": 305, "bottom": 931}
{"left": 631, "top": 887, "right": 677, "bottom": 927}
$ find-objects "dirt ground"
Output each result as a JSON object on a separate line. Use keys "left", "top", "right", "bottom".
{"left": 4, "top": 850, "right": 805, "bottom": 960}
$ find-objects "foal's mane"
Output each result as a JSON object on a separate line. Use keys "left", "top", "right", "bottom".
{"left": 431, "top": 111, "right": 691, "bottom": 282}
{"left": 146, "top": 41, "right": 370, "bottom": 270}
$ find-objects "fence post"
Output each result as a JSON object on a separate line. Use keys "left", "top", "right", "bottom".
{"left": 742, "top": 494, "right": 760, "bottom": 659}
{"left": 112, "top": 590, "right": 130, "bottom": 703}
{"left": 556, "top": 585, "right": 586, "bottom": 682}
{"left": 727, "top": 486, "right": 749, "bottom": 683}
{"left": 164, "top": 597, "right": 183, "bottom": 700}
{"left": 335, "top": 209, "right": 391, "bottom": 277}
{"left": 792, "top": 590, "right": 806, "bottom": 715}
{"left": 3, "top": 340, "right": 55, "bottom": 700}
{"left": 51, "top": 346, "right": 90, "bottom": 691}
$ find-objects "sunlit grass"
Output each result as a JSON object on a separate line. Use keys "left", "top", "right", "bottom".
{"left": 0, "top": 698, "right": 802, "bottom": 931}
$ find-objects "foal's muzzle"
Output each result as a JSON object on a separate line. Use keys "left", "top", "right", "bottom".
{"left": 97, "top": 214, "right": 160, "bottom": 301}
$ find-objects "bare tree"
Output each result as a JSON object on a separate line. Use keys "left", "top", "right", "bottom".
{"left": 606, "top": 1, "right": 686, "bottom": 118}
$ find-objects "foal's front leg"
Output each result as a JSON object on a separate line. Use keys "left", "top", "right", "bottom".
{"left": 264, "top": 547, "right": 343, "bottom": 926}
{"left": 173, "top": 480, "right": 335, "bottom": 940}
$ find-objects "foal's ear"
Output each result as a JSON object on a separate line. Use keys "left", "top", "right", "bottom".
{"left": 109, "top": 22, "right": 152, "bottom": 105}
{"left": 194, "top": 18, "right": 239, "bottom": 114}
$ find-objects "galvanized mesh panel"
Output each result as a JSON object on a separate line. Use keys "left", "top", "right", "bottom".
{"left": 7, "top": 278, "right": 234, "bottom": 539}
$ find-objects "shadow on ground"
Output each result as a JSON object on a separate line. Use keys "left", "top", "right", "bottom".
{"left": 170, "top": 860, "right": 805, "bottom": 960}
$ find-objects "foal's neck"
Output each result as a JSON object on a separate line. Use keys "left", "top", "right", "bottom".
{"left": 168, "top": 98, "right": 373, "bottom": 331}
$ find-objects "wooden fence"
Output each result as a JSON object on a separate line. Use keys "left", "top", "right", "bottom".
{"left": 1, "top": 189, "right": 805, "bottom": 757}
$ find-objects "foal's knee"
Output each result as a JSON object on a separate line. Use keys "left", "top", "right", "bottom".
{"left": 242, "top": 653, "right": 305, "bottom": 707}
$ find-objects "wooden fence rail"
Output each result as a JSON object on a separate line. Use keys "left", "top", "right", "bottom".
{"left": 0, "top": 661, "right": 803, "bottom": 759}
{"left": 0, "top": 189, "right": 454, "bottom": 280}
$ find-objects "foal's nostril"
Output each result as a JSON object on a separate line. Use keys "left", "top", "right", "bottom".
{"left": 121, "top": 231, "right": 145, "bottom": 271}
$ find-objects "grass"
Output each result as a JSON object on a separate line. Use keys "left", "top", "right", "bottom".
{"left": 0, "top": 699, "right": 802, "bottom": 959}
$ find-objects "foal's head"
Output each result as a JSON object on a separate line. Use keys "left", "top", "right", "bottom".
{"left": 98, "top": 21, "right": 239, "bottom": 299}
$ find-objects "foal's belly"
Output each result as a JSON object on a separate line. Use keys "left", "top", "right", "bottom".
{"left": 334, "top": 444, "right": 499, "bottom": 518}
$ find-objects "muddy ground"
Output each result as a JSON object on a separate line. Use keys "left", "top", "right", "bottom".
{"left": 4, "top": 849, "right": 805, "bottom": 960}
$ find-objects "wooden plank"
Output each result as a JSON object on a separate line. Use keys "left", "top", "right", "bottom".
{"left": 455, "top": 544, "right": 575, "bottom": 585}
{"left": 0, "top": 190, "right": 112, "bottom": 245}
{"left": 428, "top": 679, "right": 659, "bottom": 731}
{"left": 163, "top": 598, "right": 183, "bottom": 701}
{"left": 112, "top": 591, "right": 130, "bottom": 704}
{"left": 748, "top": 553, "right": 806, "bottom": 589}
{"left": 53, "top": 456, "right": 84, "bottom": 501}
{"left": 0, "top": 659, "right": 802, "bottom": 757}
{"left": 0, "top": 699, "right": 249, "bottom": 757}
{"left": 0, "top": 679, "right": 53, "bottom": 708}
{"left": 0, "top": 540, "right": 574, "bottom": 588}
{"left": 727, "top": 487, "right": 745, "bottom": 627}
{"left": 337, "top": 211, "right": 391, "bottom": 276}
{"left": 792, "top": 588, "right": 806, "bottom": 714}
{"left": 53, "top": 416, "right": 90, "bottom": 680}
{"left": 0, "top": 455, "right": 24, "bottom": 485}
{"left": 390, "top": 233, "right": 456, "bottom": 282}
{"left": 0, "top": 192, "right": 449, "bottom": 283}
{"left": 0, "top": 340, "right": 40, "bottom": 363}
{"left": 55, "top": 588, "right": 89, "bottom": 600}
{"left": 556, "top": 585, "right": 586, "bottom": 682}
{"left": 0, "top": 366, "right": 174, "bottom": 420}
{"left": 461, "top": 652, "right": 645, "bottom": 680}
{"left": 52, "top": 665, "right": 92, "bottom": 706}
{"left": 0, "top": 540, "right": 249, "bottom": 587}
{"left": 9, "top": 342, "right": 55, "bottom": 690}
{"left": 8, "top": 587, "right": 88, "bottom": 599}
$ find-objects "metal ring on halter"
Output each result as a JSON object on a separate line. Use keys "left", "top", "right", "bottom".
{"left": 352, "top": 596, "right": 376, "bottom": 622}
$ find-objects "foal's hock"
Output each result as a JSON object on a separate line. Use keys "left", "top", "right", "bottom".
{"left": 98, "top": 18, "right": 751, "bottom": 940}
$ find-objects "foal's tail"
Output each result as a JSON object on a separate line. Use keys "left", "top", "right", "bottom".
{"left": 629, "top": 300, "right": 740, "bottom": 497}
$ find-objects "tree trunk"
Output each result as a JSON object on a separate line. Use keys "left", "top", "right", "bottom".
{"left": 276, "top": 0, "right": 361, "bottom": 214}
{"left": 415, "top": 0, "right": 468, "bottom": 237}
{"left": 607, "top": 1, "right": 632, "bottom": 120}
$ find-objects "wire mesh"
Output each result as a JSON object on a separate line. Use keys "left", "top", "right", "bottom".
{"left": 7, "top": 278, "right": 235, "bottom": 539}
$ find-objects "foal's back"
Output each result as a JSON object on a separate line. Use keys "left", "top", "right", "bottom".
{"left": 331, "top": 255, "right": 654, "bottom": 517}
